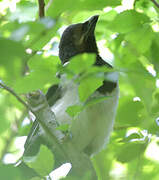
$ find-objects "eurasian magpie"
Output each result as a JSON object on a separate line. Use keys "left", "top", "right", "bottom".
{"left": 24, "top": 15, "right": 119, "bottom": 158}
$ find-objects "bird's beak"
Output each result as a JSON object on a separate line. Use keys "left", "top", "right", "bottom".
{"left": 85, "top": 15, "right": 99, "bottom": 34}
{"left": 78, "top": 15, "right": 99, "bottom": 45}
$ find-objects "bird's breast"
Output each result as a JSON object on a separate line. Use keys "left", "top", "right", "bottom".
{"left": 51, "top": 74, "right": 119, "bottom": 155}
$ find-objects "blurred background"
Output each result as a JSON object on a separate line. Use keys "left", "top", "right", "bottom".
{"left": 0, "top": 0, "right": 159, "bottom": 179}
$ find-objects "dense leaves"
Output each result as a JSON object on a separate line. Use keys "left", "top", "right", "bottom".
{"left": 47, "top": 0, "right": 121, "bottom": 18}
{"left": 14, "top": 55, "right": 60, "bottom": 93}
{"left": 0, "top": 0, "right": 159, "bottom": 179}
{"left": 107, "top": 10, "right": 150, "bottom": 33}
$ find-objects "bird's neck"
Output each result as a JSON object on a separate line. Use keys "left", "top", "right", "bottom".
{"left": 84, "top": 35, "right": 98, "bottom": 54}
{"left": 85, "top": 35, "right": 112, "bottom": 68}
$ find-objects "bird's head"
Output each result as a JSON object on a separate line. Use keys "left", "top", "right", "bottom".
{"left": 59, "top": 15, "right": 99, "bottom": 64}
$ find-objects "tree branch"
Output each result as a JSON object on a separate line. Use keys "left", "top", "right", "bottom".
{"left": 151, "top": 0, "right": 159, "bottom": 8}
{"left": 38, "top": 0, "right": 45, "bottom": 18}
{"left": 0, "top": 81, "right": 32, "bottom": 112}
{"left": 25, "top": 90, "right": 97, "bottom": 179}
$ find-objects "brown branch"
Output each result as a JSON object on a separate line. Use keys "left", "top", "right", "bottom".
{"left": 26, "top": 91, "right": 97, "bottom": 179}
{"left": 0, "top": 82, "right": 32, "bottom": 112}
{"left": 38, "top": 0, "right": 45, "bottom": 18}
{"left": 151, "top": 0, "right": 159, "bottom": 8}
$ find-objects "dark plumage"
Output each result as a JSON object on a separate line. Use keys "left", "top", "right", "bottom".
{"left": 47, "top": 15, "right": 116, "bottom": 106}
{"left": 60, "top": 16, "right": 97, "bottom": 61}
{"left": 24, "top": 15, "right": 119, "bottom": 158}
{"left": 59, "top": 15, "right": 110, "bottom": 67}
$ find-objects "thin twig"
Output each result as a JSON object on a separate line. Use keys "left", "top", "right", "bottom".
{"left": 0, "top": 82, "right": 32, "bottom": 112}
{"left": 151, "top": 0, "right": 159, "bottom": 8}
{"left": 45, "top": 0, "right": 53, "bottom": 11}
{"left": 38, "top": 0, "right": 45, "bottom": 18}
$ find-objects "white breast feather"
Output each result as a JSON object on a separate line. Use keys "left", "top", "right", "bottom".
{"left": 51, "top": 73, "right": 119, "bottom": 155}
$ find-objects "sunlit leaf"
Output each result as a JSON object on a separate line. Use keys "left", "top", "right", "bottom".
{"left": 125, "top": 24, "right": 153, "bottom": 53}
{"left": 0, "top": 164, "right": 22, "bottom": 179}
{"left": 116, "top": 96, "right": 144, "bottom": 126}
{"left": 107, "top": 10, "right": 150, "bottom": 33}
{"left": 64, "top": 53, "right": 96, "bottom": 77}
{"left": 66, "top": 105, "right": 83, "bottom": 117}
{"left": 0, "top": 38, "right": 25, "bottom": 84}
{"left": 116, "top": 141, "right": 147, "bottom": 163}
{"left": 56, "top": 124, "right": 69, "bottom": 132}
{"left": 14, "top": 55, "right": 60, "bottom": 93}
{"left": 78, "top": 76, "right": 103, "bottom": 102}
{"left": 25, "top": 145, "right": 54, "bottom": 176}
{"left": 47, "top": 0, "right": 121, "bottom": 18}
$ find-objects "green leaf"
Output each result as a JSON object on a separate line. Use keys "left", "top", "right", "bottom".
{"left": 92, "top": 149, "right": 112, "bottom": 180}
{"left": 30, "top": 177, "right": 41, "bottom": 180}
{"left": 0, "top": 164, "right": 21, "bottom": 180}
{"left": 0, "top": 107, "right": 10, "bottom": 134}
{"left": 10, "top": 25, "right": 29, "bottom": 41}
{"left": 116, "top": 96, "right": 144, "bottom": 126}
{"left": 72, "top": 11, "right": 103, "bottom": 24}
{"left": 47, "top": 0, "right": 121, "bottom": 18}
{"left": 122, "top": 132, "right": 143, "bottom": 143}
{"left": 102, "top": 10, "right": 118, "bottom": 22}
{"left": 14, "top": 55, "right": 60, "bottom": 93}
{"left": 28, "top": 54, "right": 60, "bottom": 70}
{"left": 0, "top": 38, "right": 25, "bottom": 84}
{"left": 78, "top": 76, "right": 103, "bottom": 102}
{"left": 149, "top": 37, "right": 159, "bottom": 72}
{"left": 85, "top": 95, "right": 111, "bottom": 107}
{"left": 26, "top": 20, "right": 58, "bottom": 50}
{"left": 18, "top": 123, "right": 32, "bottom": 136}
{"left": 127, "top": 63, "right": 155, "bottom": 111}
{"left": 125, "top": 24, "right": 153, "bottom": 53}
{"left": 66, "top": 93, "right": 110, "bottom": 117}
{"left": 116, "top": 141, "right": 147, "bottom": 163}
{"left": 107, "top": 10, "right": 150, "bottom": 33}
{"left": 64, "top": 53, "right": 96, "bottom": 77}
{"left": 66, "top": 105, "right": 83, "bottom": 117}
{"left": 25, "top": 145, "right": 54, "bottom": 176}
{"left": 56, "top": 124, "right": 69, "bottom": 132}
{"left": 0, "top": 94, "right": 10, "bottom": 134}
{"left": 14, "top": 70, "right": 59, "bottom": 93}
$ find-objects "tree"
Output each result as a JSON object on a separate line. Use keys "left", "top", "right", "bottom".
{"left": 0, "top": 0, "right": 159, "bottom": 179}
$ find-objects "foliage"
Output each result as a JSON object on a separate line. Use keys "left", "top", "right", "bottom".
{"left": 24, "top": 145, "right": 54, "bottom": 176}
{"left": 0, "top": 0, "right": 159, "bottom": 179}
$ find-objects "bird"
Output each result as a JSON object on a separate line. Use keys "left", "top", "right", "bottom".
{"left": 23, "top": 15, "right": 119, "bottom": 158}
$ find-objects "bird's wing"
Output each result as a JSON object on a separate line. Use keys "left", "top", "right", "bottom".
{"left": 24, "top": 119, "right": 41, "bottom": 157}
